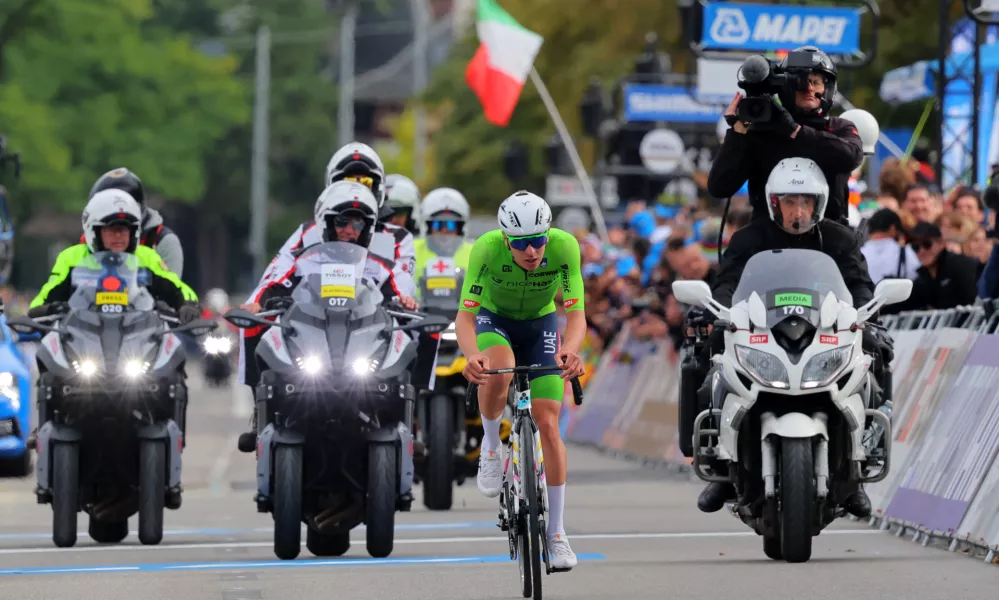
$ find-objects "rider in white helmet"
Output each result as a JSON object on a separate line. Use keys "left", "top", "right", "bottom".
{"left": 385, "top": 174, "right": 421, "bottom": 236}
{"left": 236, "top": 181, "right": 419, "bottom": 452}
{"left": 239, "top": 143, "right": 418, "bottom": 386}
{"left": 413, "top": 187, "right": 475, "bottom": 289}
{"left": 30, "top": 189, "right": 198, "bottom": 316}
{"left": 686, "top": 158, "right": 881, "bottom": 520}
{"left": 205, "top": 288, "right": 230, "bottom": 316}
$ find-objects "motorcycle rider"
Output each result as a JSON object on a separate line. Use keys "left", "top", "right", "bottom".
{"left": 26, "top": 190, "right": 200, "bottom": 448}
{"left": 707, "top": 46, "right": 864, "bottom": 225}
{"left": 385, "top": 174, "right": 421, "bottom": 236}
{"left": 690, "top": 158, "right": 884, "bottom": 518}
{"left": 87, "top": 168, "right": 185, "bottom": 276}
{"left": 236, "top": 181, "right": 419, "bottom": 451}
{"left": 30, "top": 189, "right": 199, "bottom": 316}
{"left": 413, "top": 187, "right": 475, "bottom": 287}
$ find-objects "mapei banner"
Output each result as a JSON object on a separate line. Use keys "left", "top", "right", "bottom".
{"left": 701, "top": 2, "right": 862, "bottom": 55}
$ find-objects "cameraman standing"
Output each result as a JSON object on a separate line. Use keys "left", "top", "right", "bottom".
{"left": 707, "top": 46, "right": 864, "bottom": 225}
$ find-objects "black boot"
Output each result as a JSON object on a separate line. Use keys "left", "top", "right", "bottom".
{"left": 843, "top": 487, "right": 872, "bottom": 518}
{"left": 697, "top": 482, "right": 735, "bottom": 513}
{"left": 237, "top": 412, "right": 257, "bottom": 454}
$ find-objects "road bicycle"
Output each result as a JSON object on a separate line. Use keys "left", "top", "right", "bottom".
{"left": 466, "top": 365, "right": 583, "bottom": 600}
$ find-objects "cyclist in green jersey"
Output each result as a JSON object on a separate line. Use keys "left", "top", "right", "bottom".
{"left": 456, "top": 191, "right": 586, "bottom": 570}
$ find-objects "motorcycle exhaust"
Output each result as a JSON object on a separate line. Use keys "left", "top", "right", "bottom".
{"left": 312, "top": 494, "right": 364, "bottom": 532}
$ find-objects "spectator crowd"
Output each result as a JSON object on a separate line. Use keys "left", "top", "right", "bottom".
{"left": 574, "top": 156, "right": 999, "bottom": 354}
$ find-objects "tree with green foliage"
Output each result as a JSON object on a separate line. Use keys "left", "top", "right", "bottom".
{"left": 0, "top": 0, "right": 248, "bottom": 223}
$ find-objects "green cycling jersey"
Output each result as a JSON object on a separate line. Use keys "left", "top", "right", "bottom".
{"left": 458, "top": 228, "right": 585, "bottom": 320}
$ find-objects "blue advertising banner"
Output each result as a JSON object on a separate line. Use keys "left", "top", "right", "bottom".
{"left": 701, "top": 2, "right": 862, "bottom": 55}
{"left": 623, "top": 84, "right": 725, "bottom": 123}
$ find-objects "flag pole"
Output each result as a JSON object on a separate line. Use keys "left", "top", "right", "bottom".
{"left": 528, "top": 67, "right": 610, "bottom": 243}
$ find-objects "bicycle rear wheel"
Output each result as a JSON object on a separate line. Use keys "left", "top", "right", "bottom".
{"left": 519, "top": 418, "right": 544, "bottom": 600}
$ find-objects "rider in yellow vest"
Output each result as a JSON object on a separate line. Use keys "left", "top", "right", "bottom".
{"left": 413, "top": 188, "right": 474, "bottom": 289}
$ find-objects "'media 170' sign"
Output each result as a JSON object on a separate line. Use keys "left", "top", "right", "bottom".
{"left": 701, "top": 2, "right": 862, "bottom": 55}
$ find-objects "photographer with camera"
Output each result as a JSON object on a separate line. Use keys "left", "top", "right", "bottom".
{"left": 707, "top": 46, "right": 864, "bottom": 226}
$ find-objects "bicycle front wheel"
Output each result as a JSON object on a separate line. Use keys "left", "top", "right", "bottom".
{"left": 519, "top": 418, "right": 544, "bottom": 600}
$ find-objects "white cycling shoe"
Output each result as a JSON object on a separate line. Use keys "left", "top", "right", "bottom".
{"left": 476, "top": 448, "right": 504, "bottom": 498}
{"left": 548, "top": 533, "right": 578, "bottom": 569}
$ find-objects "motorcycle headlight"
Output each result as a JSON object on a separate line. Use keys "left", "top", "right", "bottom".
{"left": 204, "top": 335, "right": 233, "bottom": 355}
{"left": 801, "top": 346, "right": 853, "bottom": 389}
{"left": 441, "top": 322, "right": 457, "bottom": 342}
{"left": 300, "top": 355, "right": 322, "bottom": 375}
{"left": 123, "top": 359, "right": 150, "bottom": 379}
{"left": 352, "top": 357, "right": 372, "bottom": 376}
{"left": 73, "top": 359, "right": 99, "bottom": 378}
{"left": 734, "top": 345, "right": 790, "bottom": 389}
{"left": 0, "top": 372, "right": 19, "bottom": 411}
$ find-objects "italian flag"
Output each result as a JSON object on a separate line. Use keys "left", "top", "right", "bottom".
{"left": 465, "top": 0, "right": 543, "bottom": 127}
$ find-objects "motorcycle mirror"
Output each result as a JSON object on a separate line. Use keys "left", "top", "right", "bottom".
{"left": 224, "top": 308, "right": 271, "bottom": 329}
{"left": 173, "top": 319, "right": 219, "bottom": 337}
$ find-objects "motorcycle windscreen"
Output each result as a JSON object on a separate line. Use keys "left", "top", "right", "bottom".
{"left": 68, "top": 251, "right": 155, "bottom": 313}
{"left": 291, "top": 242, "right": 381, "bottom": 316}
{"left": 730, "top": 248, "right": 853, "bottom": 328}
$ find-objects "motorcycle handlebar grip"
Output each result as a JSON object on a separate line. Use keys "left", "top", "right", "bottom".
{"left": 571, "top": 377, "right": 583, "bottom": 406}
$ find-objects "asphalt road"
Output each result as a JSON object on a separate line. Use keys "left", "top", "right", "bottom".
{"left": 0, "top": 366, "right": 995, "bottom": 600}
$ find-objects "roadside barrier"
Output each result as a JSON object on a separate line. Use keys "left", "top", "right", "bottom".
{"left": 566, "top": 306, "right": 999, "bottom": 562}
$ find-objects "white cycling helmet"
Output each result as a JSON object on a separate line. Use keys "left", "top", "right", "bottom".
{"left": 385, "top": 174, "right": 421, "bottom": 210}
{"left": 323, "top": 142, "right": 386, "bottom": 207}
{"left": 314, "top": 181, "right": 380, "bottom": 247}
{"left": 205, "top": 288, "right": 229, "bottom": 313}
{"left": 839, "top": 109, "right": 879, "bottom": 155}
{"left": 498, "top": 190, "right": 552, "bottom": 237}
{"left": 82, "top": 189, "right": 143, "bottom": 253}
{"left": 764, "top": 158, "right": 829, "bottom": 235}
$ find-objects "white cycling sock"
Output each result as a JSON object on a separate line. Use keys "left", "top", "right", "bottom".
{"left": 546, "top": 484, "right": 565, "bottom": 539}
{"left": 481, "top": 416, "right": 502, "bottom": 454}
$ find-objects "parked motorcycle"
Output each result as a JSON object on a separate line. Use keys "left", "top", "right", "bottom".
{"left": 673, "top": 249, "right": 911, "bottom": 563}
{"left": 7, "top": 252, "right": 217, "bottom": 548}
{"left": 223, "top": 241, "right": 450, "bottom": 560}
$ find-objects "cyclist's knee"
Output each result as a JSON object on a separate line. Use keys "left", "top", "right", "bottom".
{"left": 532, "top": 399, "right": 563, "bottom": 440}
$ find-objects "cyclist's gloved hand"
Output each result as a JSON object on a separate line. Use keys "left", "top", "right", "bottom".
{"left": 462, "top": 352, "right": 490, "bottom": 385}
{"left": 557, "top": 350, "right": 585, "bottom": 380}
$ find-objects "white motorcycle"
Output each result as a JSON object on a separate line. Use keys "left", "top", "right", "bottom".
{"left": 673, "top": 249, "right": 911, "bottom": 563}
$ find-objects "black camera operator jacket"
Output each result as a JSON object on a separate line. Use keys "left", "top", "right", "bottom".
{"left": 707, "top": 117, "right": 864, "bottom": 225}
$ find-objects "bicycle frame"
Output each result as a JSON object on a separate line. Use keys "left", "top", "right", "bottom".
{"left": 502, "top": 370, "right": 549, "bottom": 566}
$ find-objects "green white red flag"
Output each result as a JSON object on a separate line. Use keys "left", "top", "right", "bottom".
{"left": 464, "top": 0, "right": 543, "bottom": 127}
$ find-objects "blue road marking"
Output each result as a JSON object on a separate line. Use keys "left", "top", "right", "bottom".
{"left": 0, "top": 521, "right": 497, "bottom": 541}
{"left": 0, "top": 553, "right": 607, "bottom": 576}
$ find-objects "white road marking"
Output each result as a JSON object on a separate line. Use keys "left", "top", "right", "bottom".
{"left": 0, "top": 529, "right": 880, "bottom": 556}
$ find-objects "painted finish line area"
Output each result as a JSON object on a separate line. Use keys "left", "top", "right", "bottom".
{"left": 0, "top": 553, "right": 608, "bottom": 577}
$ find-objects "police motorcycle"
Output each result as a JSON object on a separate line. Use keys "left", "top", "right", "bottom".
{"left": 673, "top": 249, "right": 910, "bottom": 564}
{"left": 223, "top": 241, "right": 450, "bottom": 560}
{"left": 7, "top": 252, "right": 217, "bottom": 548}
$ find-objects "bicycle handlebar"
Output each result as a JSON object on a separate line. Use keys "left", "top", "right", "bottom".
{"left": 464, "top": 367, "right": 584, "bottom": 414}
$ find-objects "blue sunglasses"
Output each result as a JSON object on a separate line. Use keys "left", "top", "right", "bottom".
{"left": 508, "top": 234, "right": 548, "bottom": 251}
{"left": 430, "top": 220, "right": 458, "bottom": 232}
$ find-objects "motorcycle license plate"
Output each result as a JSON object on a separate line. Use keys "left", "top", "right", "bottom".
{"left": 96, "top": 291, "right": 128, "bottom": 305}
{"left": 320, "top": 263, "right": 357, "bottom": 299}
{"left": 425, "top": 277, "right": 457, "bottom": 290}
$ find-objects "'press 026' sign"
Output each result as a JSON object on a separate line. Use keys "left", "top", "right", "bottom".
{"left": 701, "top": 2, "right": 862, "bottom": 55}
